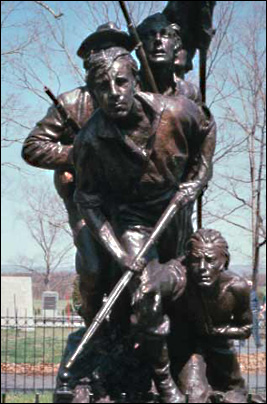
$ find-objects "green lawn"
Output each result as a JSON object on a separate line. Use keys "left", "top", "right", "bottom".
{"left": 1, "top": 392, "right": 53, "bottom": 403}
{"left": 1, "top": 327, "right": 78, "bottom": 364}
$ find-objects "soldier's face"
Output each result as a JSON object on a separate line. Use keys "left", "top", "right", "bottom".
{"left": 141, "top": 23, "right": 178, "bottom": 65}
{"left": 188, "top": 243, "right": 226, "bottom": 289}
{"left": 93, "top": 60, "right": 136, "bottom": 120}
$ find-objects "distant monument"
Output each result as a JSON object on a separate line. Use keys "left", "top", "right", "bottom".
{"left": 42, "top": 291, "right": 59, "bottom": 317}
{"left": 1, "top": 275, "right": 34, "bottom": 327}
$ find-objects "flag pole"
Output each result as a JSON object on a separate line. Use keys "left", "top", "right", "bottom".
{"left": 197, "top": 48, "right": 207, "bottom": 230}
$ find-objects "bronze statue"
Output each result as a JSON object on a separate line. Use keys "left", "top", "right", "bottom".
{"left": 72, "top": 46, "right": 215, "bottom": 402}
{"left": 21, "top": 6, "right": 257, "bottom": 403}
{"left": 169, "top": 229, "right": 253, "bottom": 403}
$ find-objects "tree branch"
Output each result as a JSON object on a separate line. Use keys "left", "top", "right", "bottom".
{"left": 33, "top": 1, "right": 63, "bottom": 19}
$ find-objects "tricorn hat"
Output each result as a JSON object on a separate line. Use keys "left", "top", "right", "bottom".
{"left": 77, "top": 22, "right": 134, "bottom": 59}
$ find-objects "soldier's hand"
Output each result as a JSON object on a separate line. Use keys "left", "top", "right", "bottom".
{"left": 177, "top": 181, "right": 202, "bottom": 205}
{"left": 121, "top": 255, "right": 146, "bottom": 275}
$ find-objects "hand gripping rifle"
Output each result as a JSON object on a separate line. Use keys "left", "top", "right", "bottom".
{"left": 59, "top": 190, "right": 186, "bottom": 387}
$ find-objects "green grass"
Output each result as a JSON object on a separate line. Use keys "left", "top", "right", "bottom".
{"left": 1, "top": 392, "right": 53, "bottom": 403}
{"left": 1, "top": 327, "right": 77, "bottom": 364}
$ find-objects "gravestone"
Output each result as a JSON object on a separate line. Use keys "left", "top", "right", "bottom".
{"left": 1, "top": 275, "right": 34, "bottom": 327}
{"left": 42, "top": 291, "right": 59, "bottom": 317}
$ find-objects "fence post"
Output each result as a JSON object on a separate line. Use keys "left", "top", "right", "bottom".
{"left": 35, "top": 392, "right": 40, "bottom": 403}
{"left": 185, "top": 393, "right": 190, "bottom": 403}
{"left": 2, "top": 393, "right": 6, "bottom": 403}
{"left": 247, "top": 393, "right": 252, "bottom": 403}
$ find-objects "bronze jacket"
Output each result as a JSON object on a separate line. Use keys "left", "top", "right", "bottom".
{"left": 74, "top": 91, "right": 216, "bottom": 223}
{"left": 21, "top": 86, "right": 94, "bottom": 198}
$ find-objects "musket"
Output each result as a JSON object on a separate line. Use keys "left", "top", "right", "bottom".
{"left": 63, "top": 190, "right": 186, "bottom": 372}
{"left": 118, "top": 0, "right": 158, "bottom": 93}
{"left": 44, "top": 86, "right": 81, "bottom": 133}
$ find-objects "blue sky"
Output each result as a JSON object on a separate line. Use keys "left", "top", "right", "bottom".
{"left": 1, "top": 1, "right": 266, "bottom": 271}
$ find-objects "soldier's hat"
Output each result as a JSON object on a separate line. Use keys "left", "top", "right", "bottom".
{"left": 77, "top": 22, "right": 134, "bottom": 59}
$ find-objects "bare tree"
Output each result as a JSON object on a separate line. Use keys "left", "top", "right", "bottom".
{"left": 16, "top": 181, "right": 74, "bottom": 288}
{"left": 204, "top": 1, "right": 266, "bottom": 288}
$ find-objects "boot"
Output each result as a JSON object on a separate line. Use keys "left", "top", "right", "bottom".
{"left": 145, "top": 337, "right": 185, "bottom": 403}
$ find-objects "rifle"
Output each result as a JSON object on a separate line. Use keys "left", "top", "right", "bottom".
{"left": 44, "top": 86, "right": 81, "bottom": 133}
{"left": 62, "top": 190, "right": 186, "bottom": 374}
{"left": 118, "top": 0, "right": 158, "bottom": 93}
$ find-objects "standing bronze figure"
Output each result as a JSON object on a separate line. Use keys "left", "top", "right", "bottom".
{"left": 21, "top": 23, "right": 135, "bottom": 327}
{"left": 71, "top": 46, "right": 215, "bottom": 402}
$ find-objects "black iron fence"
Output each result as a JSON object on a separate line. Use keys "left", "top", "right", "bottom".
{"left": 1, "top": 313, "right": 266, "bottom": 399}
{"left": 1, "top": 313, "right": 84, "bottom": 394}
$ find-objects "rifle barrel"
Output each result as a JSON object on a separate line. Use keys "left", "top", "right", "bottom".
{"left": 65, "top": 191, "right": 183, "bottom": 370}
{"left": 44, "top": 86, "right": 59, "bottom": 106}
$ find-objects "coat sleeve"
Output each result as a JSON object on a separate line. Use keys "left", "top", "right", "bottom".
{"left": 183, "top": 101, "right": 216, "bottom": 190}
{"left": 21, "top": 102, "right": 74, "bottom": 170}
{"left": 21, "top": 87, "right": 93, "bottom": 170}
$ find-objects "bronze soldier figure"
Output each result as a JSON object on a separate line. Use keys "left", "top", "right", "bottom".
{"left": 137, "top": 12, "right": 201, "bottom": 102}
{"left": 169, "top": 229, "right": 252, "bottom": 403}
{"left": 21, "top": 23, "right": 134, "bottom": 325}
{"left": 73, "top": 46, "right": 215, "bottom": 403}
{"left": 136, "top": 13, "right": 213, "bottom": 261}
